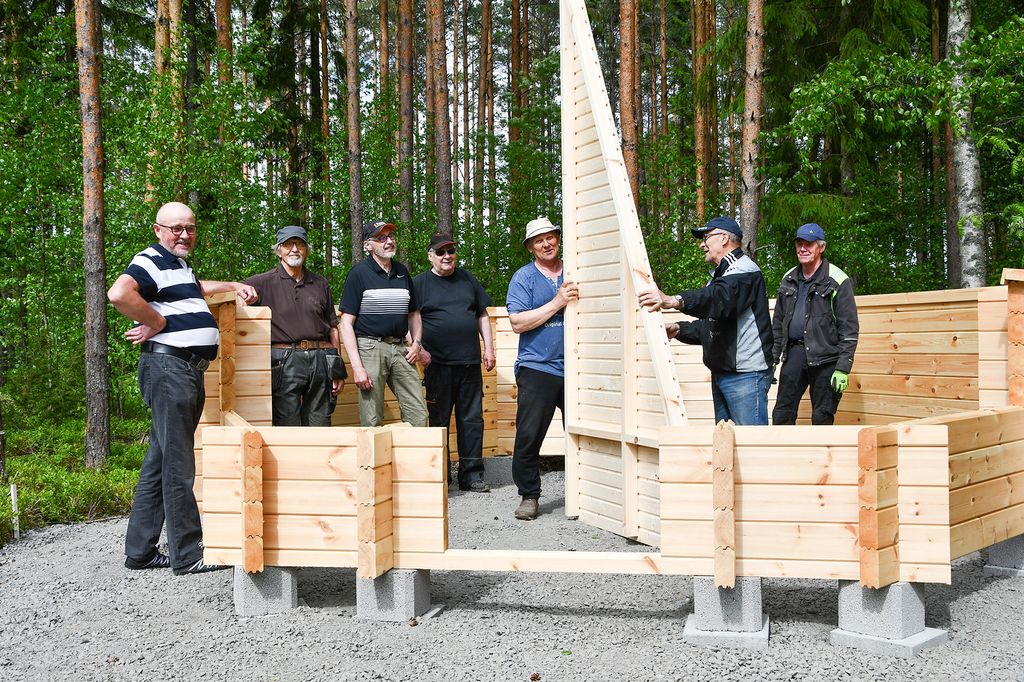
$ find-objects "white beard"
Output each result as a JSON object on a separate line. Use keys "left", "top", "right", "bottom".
{"left": 283, "top": 254, "right": 306, "bottom": 267}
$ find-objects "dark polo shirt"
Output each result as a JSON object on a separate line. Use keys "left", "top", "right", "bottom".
{"left": 338, "top": 256, "right": 417, "bottom": 338}
{"left": 244, "top": 264, "right": 338, "bottom": 344}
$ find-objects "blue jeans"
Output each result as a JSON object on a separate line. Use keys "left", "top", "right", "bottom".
{"left": 711, "top": 369, "right": 771, "bottom": 425}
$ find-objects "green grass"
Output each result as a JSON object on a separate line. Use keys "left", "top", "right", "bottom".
{"left": 0, "top": 419, "right": 150, "bottom": 547}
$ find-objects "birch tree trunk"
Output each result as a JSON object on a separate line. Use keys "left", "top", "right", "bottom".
{"left": 344, "top": 0, "right": 364, "bottom": 261}
{"left": 75, "top": 0, "right": 110, "bottom": 468}
{"left": 947, "top": 0, "right": 985, "bottom": 287}
{"left": 739, "top": 0, "right": 764, "bottom": 256}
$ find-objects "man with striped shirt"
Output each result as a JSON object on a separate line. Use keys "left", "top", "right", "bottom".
{"left": 338, "top": 220, "right": 427, "bottom": 428}
{"left": 108, "top": 201, "right": 257, "bottom": 576}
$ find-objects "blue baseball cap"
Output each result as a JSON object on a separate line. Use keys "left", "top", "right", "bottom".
{"left": 794, "top": 223, "right": 825, "bottom": 242}
{"left": 691, "top": 216, "right": 742, "bottom": 240}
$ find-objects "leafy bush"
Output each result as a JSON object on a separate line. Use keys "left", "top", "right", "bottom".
{"left": 0, "top": 419, "right": 149, "bottom": 547}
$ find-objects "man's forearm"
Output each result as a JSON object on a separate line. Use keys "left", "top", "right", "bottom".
{"left": 339, "top": 317, "right": 363, "bottom": 371}
{"left": 509, "top": 299, "right": 561, "bottom": 334}
{"left": 477, "top": 313, "right": 494, "bottom": 352}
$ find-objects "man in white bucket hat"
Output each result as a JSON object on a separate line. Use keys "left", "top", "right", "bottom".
{"left": 505, "top": 217, "right": 578, "bottom": 520}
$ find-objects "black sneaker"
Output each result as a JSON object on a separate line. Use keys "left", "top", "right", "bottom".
{"left": 459, "top": 480, "right": 492, "bottom": 493}
{"left": 125, "top": 553, "right": 171, "bottom": 570}
{"left": 173, "top": 559, "right": 230, "bottom": 576}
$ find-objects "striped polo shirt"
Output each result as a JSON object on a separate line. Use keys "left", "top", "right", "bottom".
{"left": 124, "top": 243, "right": 219, "bottom": 360}
{"left": 338, "top": 256, "right": 418, "bottom": 338}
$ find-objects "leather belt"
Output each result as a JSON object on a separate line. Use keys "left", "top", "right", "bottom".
{"left": 358, "top": 335, "right": 405, "bottom": 345}
{"left": 141, "top": 341, "right": 211, "bottom": 371}
{"left": 271, "top": 340, "right": 333, "bottom": 350}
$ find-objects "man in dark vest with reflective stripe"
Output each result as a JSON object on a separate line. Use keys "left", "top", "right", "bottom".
{"left": 108, "top": 201, "right": 257, "bottom": 575}
{"left": 770, "top": 223, "right": 860, "bottom": 425}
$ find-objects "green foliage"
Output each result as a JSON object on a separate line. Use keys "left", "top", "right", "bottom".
{"left": 0, "top": 419, "right": 149, "bottom": 547}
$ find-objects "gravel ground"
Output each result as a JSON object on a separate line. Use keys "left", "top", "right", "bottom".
{"left": 1, "top": 468, "right": 1022, "bottom": 681}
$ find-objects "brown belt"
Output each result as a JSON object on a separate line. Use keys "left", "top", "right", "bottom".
{"left": 271, "top": 339, "right": 333, "bottom": 350}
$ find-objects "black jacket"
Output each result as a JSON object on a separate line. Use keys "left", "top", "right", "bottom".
{"left": 675, "top": 248, "right": 774, "bottom": 373}
{"left": 771, "top": 257, "right": 859, "bottom": 373}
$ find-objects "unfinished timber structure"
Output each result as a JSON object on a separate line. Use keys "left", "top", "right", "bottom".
{"left": 192, "top": 0, "right": 1024, "bottom": 655}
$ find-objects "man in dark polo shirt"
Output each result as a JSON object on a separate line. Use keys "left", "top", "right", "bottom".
{"left": 244, "top": 226, "right": 347, "bottom": 426}
{"left": 414, "top": 233, "right": 495, "bottom": 492}
{"left": 338, "top": 220, "right": 428, "bottom": 427}
{"left": 108, "top": 201, "right": 256, "bottom": 575}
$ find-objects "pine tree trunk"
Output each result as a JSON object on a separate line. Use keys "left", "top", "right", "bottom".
{"left": 475, "top": 0, "right": 492, "bottom": 226}
{"left": 379, "top": 0, "right": 389, "bottom": 94}
{"left": 345, "top": 0, "right": 363, "bottom": 261}
{"left": 424, "top": 6, "right": 436, "bottom": 209}
{"left": 739, "top": 0, "right": 764, "bottom": 256}
{"left": 320, "top": 0, "right": 333, "bottom": 266}
{"left": 430, "top": 0, "right": 453, "bottom": 235}
{"left": 398, "top": 0, "right": 414, "bottom": 228}
{"left": 216, "top": 0, "right": 231, "bottom": 81}
{"left": 155, "top": 0, "right": 170, "bottom": 74}
{"left": 461, "top": 0, "right": 470, "bottom": 218}
{"left": 510, "top": 0, "right": 520, "bottom": 146}
{"left": 310, "top": 6, "right": 325, "bottom": 240}
{"left": 76, "top": 0, "right": 110, "bottom": 469}
{"left": 453, "top": 0, "right": 461, "bottom": 208}
{"left": 619, "top": 0, "right": 639, "bottom": 207}
{"left": 947, "top": 0, "right": 985, "bottom": 287}
{"left": 692, "top": 0, "right": 707, "bottom": 218}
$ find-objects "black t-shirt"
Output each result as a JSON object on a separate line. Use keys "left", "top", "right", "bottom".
{"left": 413, "top": 268, "right": 492, "bottom": 364}
{"left": 338, "top": 257, "right": 417, "bottom": 338}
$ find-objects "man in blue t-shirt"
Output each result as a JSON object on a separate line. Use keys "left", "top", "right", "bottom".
{"left": 506, "top": 217, "right": 579, "bottom": 520}
{"left": 108, "top": 201, "right": 257, "bottom": 575}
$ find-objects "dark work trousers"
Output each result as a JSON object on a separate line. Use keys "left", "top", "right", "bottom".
{"left": 424, "top": 362, "right": 485, "bottom": 487}
{"left": 125, "top": 352, "right": 206, "bottom": 571}
{"left": 771, "top": 343, "right": 842, "bottom": 425}
{"left": 271, "top": 348, "right": 336, "bottom": 426}
{"left": 512, "top": 366, "right": 564, "bottom": 500}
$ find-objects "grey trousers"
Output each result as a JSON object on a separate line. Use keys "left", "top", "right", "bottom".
{"left": 125, "top": 352, "right": 205, "bottom": 570}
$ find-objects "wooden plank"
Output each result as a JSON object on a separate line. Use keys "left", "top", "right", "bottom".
{"left": 711, "top": 422, "right": 736, "bottom": 587}
{"left": 357, "top": 427, "right": 395, "bottom": 579}
{"left": 849, "top": 353, "right": 979, "bottom": 377}
{"left": 203, "top": 513, "right": 358, "bottom": 551}
{"left": 949, "top": 472, "right": 1024, "bottom": 525}
{"left": 898, "top": 525, "right": 952, "bottom": 564}
{"left": 856, "top": 331, "right": 978, "bottom": 355}
{"left": 392, "top": 482, "right": 446, "bottom": 518}
{"left": 847, "top": 374, "right": 978, "bottom": 401}
{"left": 393, "top": 517, "right": 447, "bottom": 553}
{"left": 661, "top": 520, "right": 860, "bottom": 562}
{"left": 240, "top": 429, "right": 264, "bottom": 573}
{"left": 858, "top": 306, "right": 979, "bottom": 333}
{"left": 948, "top": 438, "right": 1024, "bottom": 489}
{"left": 218, "top": 300, "right": 237, "bottom": 414}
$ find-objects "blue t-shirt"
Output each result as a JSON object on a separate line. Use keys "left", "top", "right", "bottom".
{"left": 506, "top": 262, "right": 564, "bottom": 377}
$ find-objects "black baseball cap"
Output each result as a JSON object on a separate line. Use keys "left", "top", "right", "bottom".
{"left": 427, "top": 233, "right": 455, "bottom": 252}
{"left": 362, "top": 220, "right": 396, "bottom": 241}
{"left": 275, "top": 225, "right": 309, "bottom": 247}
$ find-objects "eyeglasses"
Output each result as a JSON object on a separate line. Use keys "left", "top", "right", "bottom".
{"left": 433, "top": 248, "right": 456, "bottom": 256}
{"left": 700, "top": 231, "right": 726, "bottom": 244}
{"left": 371, "top": 233, "right": 396, "bottom": 243}
{"left": 157, "top": 223, "right": 197, "bottom": 236}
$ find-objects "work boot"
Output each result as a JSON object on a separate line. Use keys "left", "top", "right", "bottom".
{"left": 514, "top": 497, "right": 539, "bottom": 521}
{"left": 459, "top": 480, "right": 491, "bottom": 493}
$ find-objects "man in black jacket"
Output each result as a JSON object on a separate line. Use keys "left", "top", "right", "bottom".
{"left": 770, "top": 223, "right": 859, "bottom": 425}
{"left": 639, "top": 216, "right": 773, "bottom": 425}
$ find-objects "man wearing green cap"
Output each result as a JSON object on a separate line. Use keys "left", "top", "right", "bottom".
{"left": 770, "top": 223, "right": 859, "bottom": 425}
{"left": 244, "top": 225, "right": 347, "bottom": 426}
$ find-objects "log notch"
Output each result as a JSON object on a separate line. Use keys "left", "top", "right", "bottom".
{"left": 218, "top": 299, "right": 237, "bottom": 414}
{"left": 242, "top": 428, "right": 264, "bottom": 573}
{"left": 712, "top": 420, "right": 736, "bottom": 587}
{"left": 858, "top": 425, "right": 899, "bottom": 587}
{"left": 1004, "top": 269, "right": 1024, "bottom": 407}
{"left": 357, "top": 427, "right": 395, "bottom": 578}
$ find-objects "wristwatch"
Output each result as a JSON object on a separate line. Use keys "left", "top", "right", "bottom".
{"left": 674, "top": 294, "right": 683, "bottom": 310}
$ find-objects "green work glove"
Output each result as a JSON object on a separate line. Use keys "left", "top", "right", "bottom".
{"left": 831, "top": 370, "right": 849, "bottom": 393}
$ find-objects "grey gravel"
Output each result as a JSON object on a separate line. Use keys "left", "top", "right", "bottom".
{"left": 1, "top": 470, "right": 1022, "bottom": 681}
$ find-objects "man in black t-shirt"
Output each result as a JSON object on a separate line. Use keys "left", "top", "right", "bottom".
{"left": 338, "top": 220, "right": 428, "bottom": 427}
{"left": 414, "top": 233, "right": 495, "bottom": 492}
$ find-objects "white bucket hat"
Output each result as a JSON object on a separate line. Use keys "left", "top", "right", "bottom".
{"left": 522, "top": 217, "right": 560, "bottom": 247}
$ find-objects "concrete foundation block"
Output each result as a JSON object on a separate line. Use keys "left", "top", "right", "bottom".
{"left": 830, "top": 627, "right": 948, "bottom": 658}
{"left": 831, "top": 580, "right": 947, "bottom": 657}
{"left": 233, "top": 566, "right": 298, "bottom": 617}
{"left": 356, "top": 569, "right": 434, "bottom": 621}
{"left": 836, "top": 580, "right": 926, "bottom": 640}
{"left": 983, "top": 535, "right": 1024, "bottom": 577}
{"left": 691, "top": 576, "right": 765, "bottom": 632}
{"left": 682, "top": 613, "right": 769, "bottom": 650}
{"left": 483, "top": 456, "right": 514, "bottom": 486}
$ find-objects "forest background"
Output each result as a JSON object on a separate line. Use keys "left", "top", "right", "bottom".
{"left": 0, "top": 0, "right": 1022, "bottom": 544}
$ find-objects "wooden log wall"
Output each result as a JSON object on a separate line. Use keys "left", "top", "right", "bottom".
{"left": 201, "top": 423, "right": 447, "bottom": 569}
